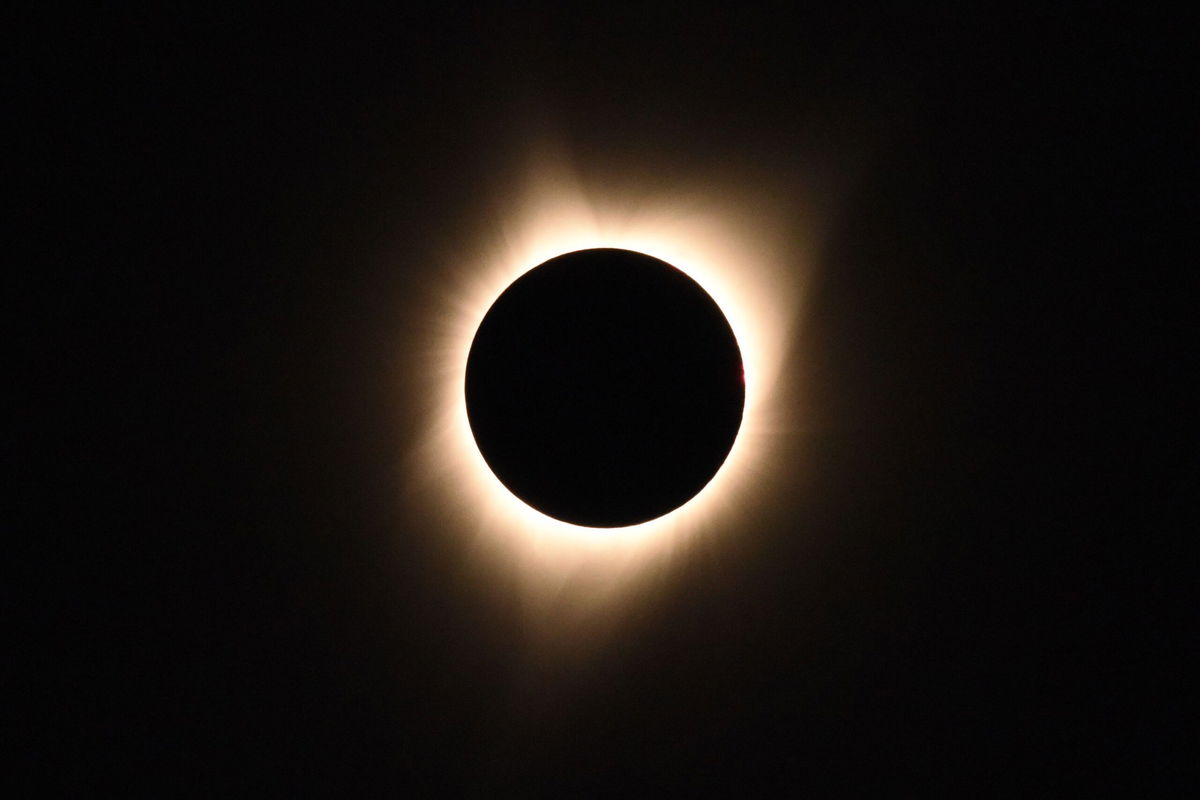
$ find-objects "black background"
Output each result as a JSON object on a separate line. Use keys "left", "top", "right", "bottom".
{"left": 18, "top": 4, "right": 1183, "bottom": 794}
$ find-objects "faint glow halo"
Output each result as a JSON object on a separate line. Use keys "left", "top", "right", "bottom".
{"left": 408, "top": 157, "right": 806, "bottom": 595}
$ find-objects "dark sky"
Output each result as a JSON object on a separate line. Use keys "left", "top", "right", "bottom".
{"left": 20, "top": 5, "right": 1181, "bottom": 794}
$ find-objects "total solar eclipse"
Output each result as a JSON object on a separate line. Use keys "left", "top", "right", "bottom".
{"left": 465, "top": 248, "right": 745, "bottom": 527}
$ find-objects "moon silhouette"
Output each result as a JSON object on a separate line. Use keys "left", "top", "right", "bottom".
{"left": 465, "top": 248, "right": 745, "bottom": 527}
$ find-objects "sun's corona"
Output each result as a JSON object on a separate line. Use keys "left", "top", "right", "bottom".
{"left": 400, "top": 153, "right": 808, "bottom": 607}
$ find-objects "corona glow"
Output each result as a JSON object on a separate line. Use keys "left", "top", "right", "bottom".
{"left": 397, "top": 148, "right": 812, "bottom": 614}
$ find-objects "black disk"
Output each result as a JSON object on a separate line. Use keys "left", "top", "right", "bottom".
{"left": 465, "top": 248, "right": 744, "bottom": 527}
